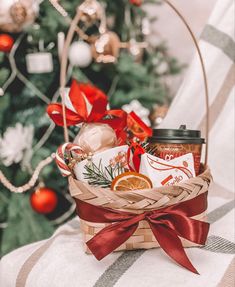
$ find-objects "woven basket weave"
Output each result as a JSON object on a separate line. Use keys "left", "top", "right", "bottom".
{"left": 59, "top": 0, "right": 211, "bottom": 255}
{"left": 69, "top": 168, "right": 212, "bottom": 252}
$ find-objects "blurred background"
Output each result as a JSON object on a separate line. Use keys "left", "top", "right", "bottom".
{"left": 148, "top": 0, "right": 217, "bottom": 94}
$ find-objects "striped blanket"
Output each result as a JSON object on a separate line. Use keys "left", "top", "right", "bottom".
{"left": 0, "top": 0, "right": 234, "bottom": 286}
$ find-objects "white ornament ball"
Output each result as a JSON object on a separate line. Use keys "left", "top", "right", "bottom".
{"left": 0, "top": 0, "right": 39, "bottom": 33}
{"left": 68, "top": 41, "right": 93, "bottom": 68}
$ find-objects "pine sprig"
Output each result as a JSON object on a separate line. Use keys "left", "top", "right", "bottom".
{"left": 83, "top": 160, "right": 125, "bottom": 188}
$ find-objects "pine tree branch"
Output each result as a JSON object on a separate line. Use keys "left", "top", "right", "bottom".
{"left": 83, "top": 160, "right": 125, "bottom": 188}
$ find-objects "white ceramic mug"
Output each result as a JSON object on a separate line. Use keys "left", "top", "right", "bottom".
{"left": 74, "top": 145, "right": 129, "bottom": 182}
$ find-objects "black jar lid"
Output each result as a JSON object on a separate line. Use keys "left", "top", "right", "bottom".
{"left": 149, "top": 125, "right": 205, "bottom": 144}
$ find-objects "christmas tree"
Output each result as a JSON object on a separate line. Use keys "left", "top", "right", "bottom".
{"left": 0, "top": 0, "right": 182, "bottom": 256}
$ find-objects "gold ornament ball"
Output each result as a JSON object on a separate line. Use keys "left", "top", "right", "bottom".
{"left": 0, "top": 0, "right": 39, "bottom": 33}
{"left": 91, "top": 32, "right": 120, "bottom": 64}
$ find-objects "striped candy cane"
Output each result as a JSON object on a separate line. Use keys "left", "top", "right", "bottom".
{"left": 55, "top": 143, "right": 85, "bottom": 177}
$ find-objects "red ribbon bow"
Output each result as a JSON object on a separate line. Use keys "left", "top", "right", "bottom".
{"left": 127, "top": 141, "right": 146, "bottom": 172}
{"left": 74, "top": 192, "right": 209, "bottom": 274}
{"left": 47, "top": 80, "right": 127, "bottom": 143}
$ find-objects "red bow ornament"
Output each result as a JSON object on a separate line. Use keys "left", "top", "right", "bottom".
{"left": 47, "top": 80, "right": 127, "bottom": 143}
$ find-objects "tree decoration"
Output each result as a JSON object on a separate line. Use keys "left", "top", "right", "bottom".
{"left": 91, "top": 32, "right": 120, "bottom": 64}
{"left": 128, "top": 39, "right": 145, "bottom": 62}
{"left": 0, "top": 123, "right": 34, "bottom": 167}
{"left": 30, "top": 187, "right": 58, "bottom": 214}
{"left": 68, "top": 41, "right": 93, "bottom": 67}
{"left": 78, "top": 0, "right": 104, "bottom": 29}
{"left": 0, "top": 34, "right": 14, "bottom": 53}
{"left": 0, "top": 155, "right": 54, "bottom": 193}
{"left": 0, "top": 0, "right": 39, "bottom": 33}
{"left": 141, "top": 17, "right": 151, "bottom": 36}
{"left": 26, "top": 52, "right": 54, "bottom": 74}
{"left": 48, "top": 0, "right": 149, "bottom": 64}
{"left": 10, "top": 2, "right": 28, "bottom": 24}
{"left": 25, "top": 39, "right": 55, "bottom": 74}
{"left": 129, "top": 0, "right": 143, "bottom": 7}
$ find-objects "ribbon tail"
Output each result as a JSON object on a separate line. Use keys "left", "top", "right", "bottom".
{"left": 87, "top": 220, "right": 139, "bottom": 261}
{"left": 160, "top": 214, "right": 210, "bottom": 245}
{"left": 127, "top": 143, "right": 146, "bottom": 172}
{"left": 149, "top": 222, "right": 199, "bottom": 274}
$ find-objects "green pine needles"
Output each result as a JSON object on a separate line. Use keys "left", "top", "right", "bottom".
{"left": 83, "top": 160, "right": 126, "bottom": 188}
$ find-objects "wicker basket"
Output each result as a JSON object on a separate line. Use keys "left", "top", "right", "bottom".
{"left": 59, "top": 0, "right": 211, "bottom": 258}
{"left": 69, "top": 168, "right": 211, "bottom": 253}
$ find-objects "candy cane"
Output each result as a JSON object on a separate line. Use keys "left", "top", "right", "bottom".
{"left": 55, "top": 143, "right": 85, "bottom": 177}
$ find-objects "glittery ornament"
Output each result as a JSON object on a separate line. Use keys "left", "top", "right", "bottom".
{"left": 91, "top": 32, "right": 120, "bottom": 64}
{"left": 78, "top": 0, "right": 104, "bottom": 25}
{"left": 0, "top": 34, "right": 14, "bottom": 53}
{"left": 10, "top": 2, "right": 28, "bottom": 25}
{"left": 0, "top": 0, "right": 39, "bottom": 33}
{"left": 30, "top": 187, "right": 58, "bottom": 214}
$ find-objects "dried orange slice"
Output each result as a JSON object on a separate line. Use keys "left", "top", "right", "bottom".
{"left": 111, "top": 171, "right": 153, "bottom": 191}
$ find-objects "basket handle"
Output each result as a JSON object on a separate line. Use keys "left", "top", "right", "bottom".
{"left": 59, "top": 0, "right": 209, "bottom": 165}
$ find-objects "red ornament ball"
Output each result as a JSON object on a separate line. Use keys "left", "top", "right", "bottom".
{"left": 130, "top": 0, "right": 142, "bottom": 6}
{"left": 30, "top": 187, "right": 58, "bottom": 214}
{"left": 0, "top": 34, "right": 14, "bottom": 53}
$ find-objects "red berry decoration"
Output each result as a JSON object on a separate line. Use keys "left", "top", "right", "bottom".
{"left": 0, "top": 34, "right": 14, "bottom": 53}
{"left": 130, "top": 0, "right": 142, "bottom": 6}
{"left": 30, "top": 187, "right": 58, "bottom": 214}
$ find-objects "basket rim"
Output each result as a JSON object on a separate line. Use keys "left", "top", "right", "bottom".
{"left": 69, "top": 166, "right": 211, "bottom": 196}
{"left": 69, "top": 166, "right": 212, "bottom": 213}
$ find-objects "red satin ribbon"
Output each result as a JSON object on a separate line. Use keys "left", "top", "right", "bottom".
{"left": 74, "top": 192, "right": 209, "bottom": 274}
{"left": 47, "top": 80, "right": 127, "bottom": 143}
{"left": 127, "top": 111, "right": 153, "bottom": 141}
{"left": 127, "top": 142, "right": 146, "bottom": 171}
